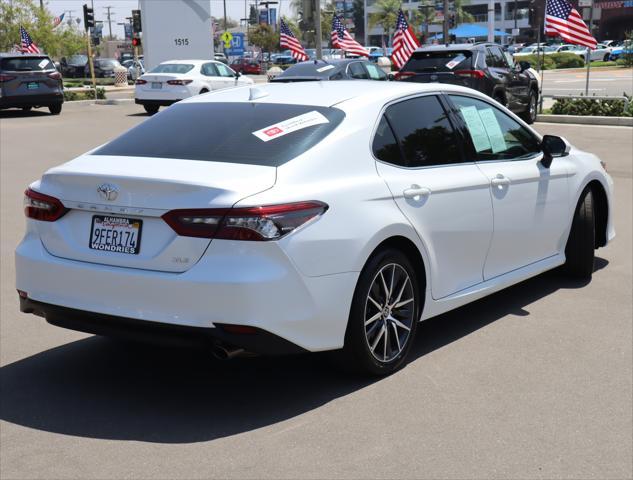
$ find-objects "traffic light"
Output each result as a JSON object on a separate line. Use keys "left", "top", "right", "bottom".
{"left": 83, "top": 4, "right": 95, "bottom": 30}
{"left": 132, "top": 37, "right": 142, "bottom": 47}
{"left": 132, "top": 9, "right": 142, "bottom": 34}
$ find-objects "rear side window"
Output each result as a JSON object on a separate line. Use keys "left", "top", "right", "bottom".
{"left": 1, "top": 57, "right": 53, "bottom": 71}
{"left": 348, "top": 62, "right": 369, "bottom": 79}
{"left": 93, "top": 102, "right": 345, "bottom": 167}
{"left": 372, "top": 117, "right": 404, "bottom": 166}
{"left": 150, "top": 63, "right": 194, "bottom": 74}
{"left": 384, "top": 96, "right": 462, "bottom": 167}
{"left": 402, "top": 51, "right": 472, "bottom": 72}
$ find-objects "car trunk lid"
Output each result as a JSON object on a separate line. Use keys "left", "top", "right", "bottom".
{"left": 35, "top": 155, "right": 276, "bottom": 272}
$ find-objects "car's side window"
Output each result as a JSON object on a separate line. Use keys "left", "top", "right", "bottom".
{"left": 486, "top": 47, "right": 506, "bottom": 68}
{"left": 372, "top": 116, "right": 405, "bottom": 166}
{"left": 348, "top": 62, "right": 369, "bottom": 79}
{"left": 216, "top": 63, "right": 235, "bottom": 77}
{"left": 449, "top": 95, "right": 541, "bottom": 161}
{"left": 384, "top": 95, "right": 462, "bottom": 168}
{"left": 491, "top": 46, "right": 508, "bottom": 67}
{"left": 365, "top": 63, "right": 387, "bottom": 80}
{"left": 201, "top": 63, "right": 219, "bottom": 76}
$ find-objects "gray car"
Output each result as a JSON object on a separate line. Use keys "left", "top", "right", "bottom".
{"left": 0, "top": 53, "right": 64, "bottom": 114}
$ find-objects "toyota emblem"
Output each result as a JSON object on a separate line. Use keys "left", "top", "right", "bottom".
{"left": 97, "top": 183, "right": 119, "bottom": 201}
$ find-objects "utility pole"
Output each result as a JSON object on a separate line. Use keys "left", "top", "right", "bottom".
{"left": 315, "top": 0, "right": 323, "bottom": 59}
{"left": 104, "top": 6, "right": 114, "bottom": 40}
{"left": 585, "top": 0, "right": 594, "bottom": 95}
{"left": 443, "top": 0, "right": 449, "bottom": 43}
{"left": 487, "top": 0, "right": 494, "bottom": 42}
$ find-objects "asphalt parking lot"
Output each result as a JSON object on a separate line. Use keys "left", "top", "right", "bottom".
{"left": 1, "top": 102, "right": 631, "bottom": 479}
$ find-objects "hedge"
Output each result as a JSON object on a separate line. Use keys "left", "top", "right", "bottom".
{"left": 550, "top": 95, "right": 633, "bottom": 117}
{"left": 515, "top": 52, "right": 585, "bottom": 70}
{"left": 63, "top": 88, "right": 106, "bottom": 101}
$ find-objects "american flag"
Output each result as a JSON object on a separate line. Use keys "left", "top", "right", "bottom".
{"left": 331, "top": 15, "right": 369, "bottom": 57}
{"left": 20, "top": 26, "right": 41, "bottom": 54}
{"left": 280, "top": 18, "right": 309, "bottom": 62}
{"left": 53, "top": 12, "right": 65, "bottom": 28}
{"left": 391, "top": 10, "right": 420, "bottom": 70}
{"left": 545, "top": 0, "right": 597, "bottom": 49}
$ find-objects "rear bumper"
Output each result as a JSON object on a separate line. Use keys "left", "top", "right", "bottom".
{"left": 15, "top": 233, "right": 357, "bottom": 352}
{"left": 0, "top": 93, "right": 63, "bottom": 108}
{"left": 19, "top": 297, "right": 307, "bottom": 354}
{"left": 135, "top": 98, "right": 177, "bottom": 107}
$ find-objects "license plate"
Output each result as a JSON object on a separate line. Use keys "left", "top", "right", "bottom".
{"left": 151, "top": 82, "right": 162, "bottom": 89}
{"left": 26, "top": 82, "right": 39, "bottom": 90}
{"left": 89, "top": 215, "right": 142, "bottom": 255}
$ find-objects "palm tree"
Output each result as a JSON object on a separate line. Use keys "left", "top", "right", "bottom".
{"left": 368, "top": 0, "right": 401, "bottom": 48}
{"left": 409, "top": 5, "right": 435, "bottom": 42}
{"left": 453, "top": 0, "right": 474, "bottom": 25}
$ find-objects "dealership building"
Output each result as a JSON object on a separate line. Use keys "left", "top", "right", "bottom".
{"left": 363, "top": 0, "right": 633, "bottom": 45}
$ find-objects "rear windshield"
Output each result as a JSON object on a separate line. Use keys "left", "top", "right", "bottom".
{"left": 150, "top": 63, "right": 194, "bottom": 74}
{"left": 93, "top": 102, "right": 345, "bottom": 166}
{"left": 276, "top": 62, "right": 342, "bottom": 79}
{"left": 96, "top": 59, "right": 121, "bottom": 67}
{"left": 1, "top": 56, "right": 54, "bottom": 71}
{"left": 67, "top": 55, "right": 88, "bottom": 64}
{"left": 403, "top": 51, "right": 472, "bottom": 72}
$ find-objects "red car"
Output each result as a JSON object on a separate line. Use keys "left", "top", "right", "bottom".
{"left": 230, "top": 58, "right": 262, "bottom": 75}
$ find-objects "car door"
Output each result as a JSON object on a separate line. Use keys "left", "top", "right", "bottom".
{"left": 373, "top": 94, "right": 493, "bottom": 300}
{"left": 200, "top": 62, "right": 225, "bottom": 90}
{"left": 447, "top": 94, "right": 572, "bottom": 280}
{"left": 485, "top": 46, "right": 514, "bottom": 106}
{"left": 215, "top": 63, "right": 241, "bottom": 88}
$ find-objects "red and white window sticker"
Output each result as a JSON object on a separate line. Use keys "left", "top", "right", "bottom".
{"left": 253, "top": 110, "right": 329, "bottom": 142}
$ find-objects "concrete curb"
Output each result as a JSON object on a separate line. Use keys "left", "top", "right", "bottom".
{"left": 536, "top": 114, "right": 633, "bottom": 126}
{"left": 95, "top": 99, "right": 135, "bottom": 105}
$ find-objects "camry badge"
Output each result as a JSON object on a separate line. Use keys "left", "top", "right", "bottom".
{"left": 97, "top": 183, "right": 119, "bottom": 201}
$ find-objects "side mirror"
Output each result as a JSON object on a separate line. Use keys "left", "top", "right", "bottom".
{"left": 541, "top": 134, "right": 570, "bottom": 168}
{"left": 518, "top": 61, "right": 531, "bottom": 72}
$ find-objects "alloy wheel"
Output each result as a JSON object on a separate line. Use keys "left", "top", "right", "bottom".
{"left": 363, "top": 263, "right": 415, "bottom": 363}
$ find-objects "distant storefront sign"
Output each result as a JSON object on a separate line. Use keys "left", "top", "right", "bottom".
{"left": 595, "top": 0, "right": 633, "bottom": 7}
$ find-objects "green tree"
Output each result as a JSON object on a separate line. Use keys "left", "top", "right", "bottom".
{"left": 352, "top": 0, "right": 365, "bottom": 41}
{"left": 282, "top": 16, "right": 302, "bottom": 38}
{"left": 453, "top": 0, "right": 474, "bottom": 25}
{"left": 249, "top": 24, "right": 279, "bottom": 52}
{"left": 248, "top": 5, "right": 259, "bottom": 25}
{"left": 0, "top": 0, "right": 87, "bottom": 57}
{"left": 368, "top": 0, "right": 401, "bottom": 46}
{"left": 410, "top": 4, "right": 435, "bottom": 41}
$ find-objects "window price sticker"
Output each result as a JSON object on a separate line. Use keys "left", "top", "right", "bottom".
{"left": 252, "top": 111, "right": 329, "bottom": 142}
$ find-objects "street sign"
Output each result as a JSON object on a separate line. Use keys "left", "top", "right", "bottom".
{"left": 225, "top": 33, "right": 245, "bottom": 56}
{"left": 220, "top": 31, "right": 233, "bottom": 48}
{"left": 578, "top": 0, "right": 592, "bottom": 6}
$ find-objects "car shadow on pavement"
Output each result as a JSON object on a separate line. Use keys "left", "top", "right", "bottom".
{"left": 0, "top": 109, "right": 52, "bottom": 118}
{"left": 0, "top": 258, "right": 608, "bottom": 444}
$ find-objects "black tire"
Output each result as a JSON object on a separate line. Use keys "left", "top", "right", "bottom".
{"left": 199, "top": 88, "right": 209, "bottom": 95}
{"left": 22, "top": 106, "right": 32, "bottom": 111}
{"left": 143, "top": 104, "right": 159, "bottom": 115}
{"left": 519, "top": 89, "right": 538, "bottom": 124}
{"left": 603, "top": 54, "right": 610, "bottom": 62}
{"left": 48, "top": 104, "right": 62, "bottom": 115}
{"left": 493, "top": 92, "right": 506, "bottom": 107}
{"left": 338, "top": 248, "right": 422, "bottom": 376}
{"left": 563, "top": 188, "right": 595, "bottom": 279}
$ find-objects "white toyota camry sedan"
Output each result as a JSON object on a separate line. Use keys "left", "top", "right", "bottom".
{"left": 16, "top": 81, "right": 614, "bottom": 375}
{"left": 134, "top": 59, "right": 253, "bottom": 115}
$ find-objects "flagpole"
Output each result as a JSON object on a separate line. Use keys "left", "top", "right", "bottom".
{"left": 314, "top": 0, "right": 322, "bottom": 60}
{"left": 538, "top": 2, "right": 545, "bottom": 113}
{"left": 585, "top": 0, "right": 593, "bottom": 95}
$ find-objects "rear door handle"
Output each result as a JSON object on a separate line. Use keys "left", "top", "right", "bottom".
{"left": 490, "top": 174, "right": 511, "bottom": 188}
{"left": 403, "top": 185, "right": 431, "bottom": 200}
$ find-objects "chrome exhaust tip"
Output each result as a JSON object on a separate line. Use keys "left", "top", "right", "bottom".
{"left": 210, "top": 343, "right": 245, "bottom": 360}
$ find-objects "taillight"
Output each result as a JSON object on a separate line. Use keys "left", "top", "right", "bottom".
{"left": 48, "top": 71, "right": 62, "bottom": 80}
{"left": 24, "top": 188, "right": 68, "bottom": 222}
{"left": 167, "top": 79, "right": 193, "bottom": 85}
{"left": 135, "top": 79, "right": 147, "bottom": 85}
{"left": 0, "top": 74, "right": 17, "bottom": 82}
{"left": 455, "top": 70, "right": 485, "bottom": 79}
{"left": 394, "top": 71, "right": 416, "bottom": 80}
{"left": 162, "top": 201, "right": 328, "bottom": 241}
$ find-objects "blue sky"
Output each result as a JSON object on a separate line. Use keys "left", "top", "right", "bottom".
{"left": 45, "top": 0, "right": 293, "bottom": 37}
